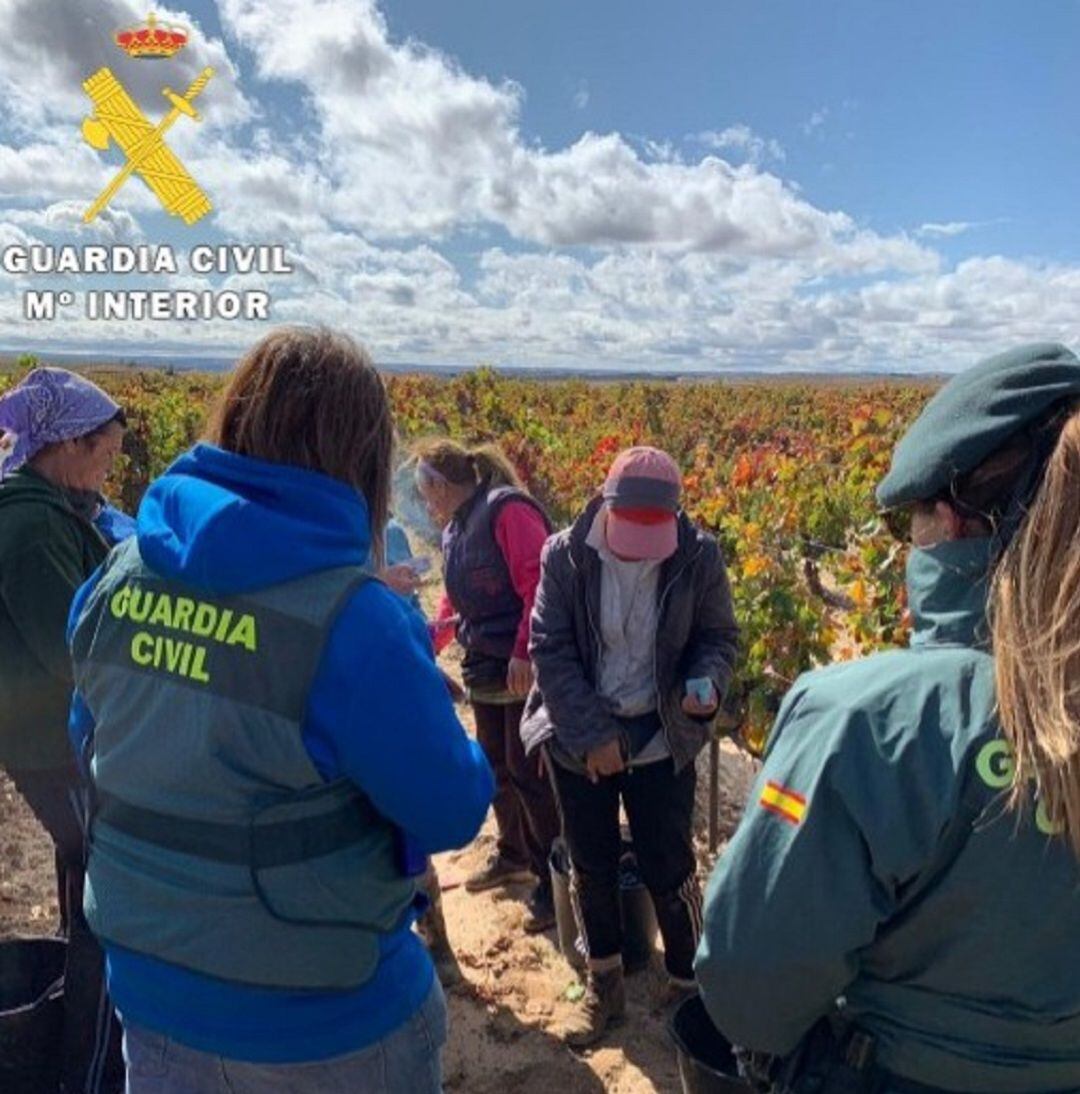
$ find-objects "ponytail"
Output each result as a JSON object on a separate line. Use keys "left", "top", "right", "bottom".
{"left": 469, "top": 444, "right": 523, "bottom": 490}
{"left": 412, "top": 437, "right": 526, "bottom": 492}
{"left": 990, "top": 404, "right": 1080, "bottom": 856}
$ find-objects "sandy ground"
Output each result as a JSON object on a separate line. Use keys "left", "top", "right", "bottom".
{"left": 0, "top": 561, "right": 760, "bottom": 1092}
{"left": 0, "top": 738, "right": 756, "bottom": 1093}
{"left": 0, "top": 775, "right": 64, "bottom": 937}
{"left": 438, "top": 736, "right": 755, "bottom": 1093}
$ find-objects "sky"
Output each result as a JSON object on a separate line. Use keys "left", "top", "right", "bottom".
{"left": 0, "top": 0, "right": 1078, "bottom": 373}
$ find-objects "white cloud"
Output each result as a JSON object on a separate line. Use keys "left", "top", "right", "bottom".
{"left": 0, "top": 0, "right": 1077, "bottom": 375}
{"left": 185, "top": 142, "right": 332, "bottom": 239}
{"left": 216, "top": 0, "right": 919, "bottom": 265}
{"left": 7, "top": 201, "right": 144, "bottom": 242}
{"left": 0, "top": 0, "right": 250, "bottom": 129}
{"left": 0, "top": 142, "right": 116, "bottom": 204}
{"left": 572, "top": 81, "right": 589, "bottom": 111}
{"left": 696, "top": 125, "right": 785, "bottom": 164}
{"left": 916, "top": 220, "right": 997, "bottom": 239}
{"left": 640, "top": 137, "right": 679, "bottom": 163}
{"left": 802, "top": 108, "right": 829, "bottom": 136}
{"left": 0, "top": 0, "right": 932, "bottom": 270}
{"left": 2, "top": 229, "right": 1079, "bottom": 372}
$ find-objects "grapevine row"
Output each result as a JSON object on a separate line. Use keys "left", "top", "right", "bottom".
{"left": 1, "top": 357, "right": 936, "bottom": 738}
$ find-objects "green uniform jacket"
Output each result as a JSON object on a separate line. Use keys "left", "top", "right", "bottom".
{"left": 696, "top": 538, "right": 1080, "bottom": 1093}
{"left": 0, "top": 468, "right": 109, "bottom": 770}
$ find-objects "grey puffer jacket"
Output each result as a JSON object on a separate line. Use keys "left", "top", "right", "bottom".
{"left": 521, "top": 497, "right": 739, "bottom": 773}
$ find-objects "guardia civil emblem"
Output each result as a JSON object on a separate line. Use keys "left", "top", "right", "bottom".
{"left": 81, "top": 13, "right": 213, "bottom": 226}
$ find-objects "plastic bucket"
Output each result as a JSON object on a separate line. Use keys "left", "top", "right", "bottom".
{"left": 617, "top": 844, "right": 658, "bottom": 972}
{"left": 0, "top": 937, "right": 66, "bottom": 1094}
{"left": 668, "top": 993, "right": 753, "bottom": 1094}
{"left": 549, "top": 837, "right": 658, "bottom": 972}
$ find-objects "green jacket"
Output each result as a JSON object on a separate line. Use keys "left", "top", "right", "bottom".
{"left": 0, "top": 468, "right": 109, "bottom": 770}
{"left": 696, "top": 538, "right": 1080, "bottom": 1093}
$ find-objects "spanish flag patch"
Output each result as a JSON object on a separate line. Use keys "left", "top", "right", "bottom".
{"left": 760, "top": 781, "right": 807, "bottom": 826}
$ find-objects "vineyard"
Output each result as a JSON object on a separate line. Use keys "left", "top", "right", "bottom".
{"left": 1, "top": 357, "right": 938, "bottom": 744}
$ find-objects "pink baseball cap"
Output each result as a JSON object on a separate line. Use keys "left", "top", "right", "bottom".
{"left": 602, "top": 446, "right": 681, "bottom": 561}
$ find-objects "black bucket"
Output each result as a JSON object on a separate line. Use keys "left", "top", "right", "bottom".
{"left": 669, "top": 993, "right": 753, "bottom": 1094}
{"left": 549, "top": 837, "right": 658, "bottom": 972}
{"left": 0, "top": 937, "right": 66, "bottom": 1094}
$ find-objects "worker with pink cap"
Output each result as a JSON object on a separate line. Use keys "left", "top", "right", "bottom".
{"left": 521, "top": 445, "right": 739, "bottom": 1047}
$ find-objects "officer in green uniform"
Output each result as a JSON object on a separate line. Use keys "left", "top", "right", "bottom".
{"left": 695, "top": 343, "right": 1080, "bottom": 1093}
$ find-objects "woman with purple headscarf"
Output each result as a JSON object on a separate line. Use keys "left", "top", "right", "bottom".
{"left": 0, "top": 366, "right": 128, "bottom": 1093}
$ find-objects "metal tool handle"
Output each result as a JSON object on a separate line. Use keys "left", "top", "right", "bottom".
{"left": 708, "top": 736, "right": 720, "bottom": 854}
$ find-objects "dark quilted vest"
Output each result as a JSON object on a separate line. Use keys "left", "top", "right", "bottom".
{"left": 443, "top": 485, "right": 550, "bottom": 659}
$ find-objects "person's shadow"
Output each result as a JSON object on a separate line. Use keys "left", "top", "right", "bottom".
{"left": 441, "top": 963, "right": 607, "bottom": 1093}
{"left": 437, "top": 941, "right": 682, "bottom": 1093}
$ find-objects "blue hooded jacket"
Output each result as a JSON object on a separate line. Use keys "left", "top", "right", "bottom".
{"left": 68, "top": 444, "right": 494, "bottom": 1063}
{"left": 95, "top": 502, "right": 136, "bottom": 545}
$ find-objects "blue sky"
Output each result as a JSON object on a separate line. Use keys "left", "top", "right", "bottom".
{"left": 381, "top": 0, "right": 1079, "bottom": 261}
{"left": 0, "top": 0, "right": 1078, "bottom": 371}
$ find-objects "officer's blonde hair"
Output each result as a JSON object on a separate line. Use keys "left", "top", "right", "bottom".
{"left": 207, "top": 327, "right": 394, "bottom": 566}
{"left": 991, "top": 405, "right": 1080, "bottom": 856}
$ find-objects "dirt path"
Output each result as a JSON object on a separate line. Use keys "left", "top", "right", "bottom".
{"left": 0, "top": 740, "right": 756, "bottom": 1093}
{"left": 437, "top": 823, "right": 680, "bottom": 1093}
{"left": 0, "top": 565, "right": 759, "bottom": 1091}
{"left": 0, "top": 774, "right": 61, "bottom": 936}
{"left": 1, "top": 769, "right": 677, "bottom": 1091}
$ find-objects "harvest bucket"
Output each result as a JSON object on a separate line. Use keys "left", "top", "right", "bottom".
{"left": 668, "top": 993, "right": 753, "bottom": 1094}
{"left": 549, "top": 837, "right": 658, "bottom": 972}
{"left": 0, "top": 937, "right": 66, "bottom": 1094}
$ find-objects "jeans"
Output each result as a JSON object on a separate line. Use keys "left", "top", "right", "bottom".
{"left": 550, "top": 756, "right": 702, "bottom": 980}
{"left": 472, "top": 699, "right": 560, "bottom": 881}
{"left": 9, "top": 764, "right": 123, "bottom": 1093}
{"left": 123, "top": 979, "right": 448, "bottom": 1093}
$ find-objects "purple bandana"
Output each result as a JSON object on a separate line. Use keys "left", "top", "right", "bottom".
{"left": 0, "top": 368, "right": 121, "bottom": 478}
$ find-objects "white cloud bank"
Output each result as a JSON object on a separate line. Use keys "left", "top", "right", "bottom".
{"left": 0, "top": 0, "right": 1076, "bottom": 371}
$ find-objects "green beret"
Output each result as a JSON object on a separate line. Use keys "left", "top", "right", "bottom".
{"left": 877, "top": 343, "right": 1080, "bottom": 510}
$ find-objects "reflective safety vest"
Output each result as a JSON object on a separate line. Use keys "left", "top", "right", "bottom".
{"left": 70, "top": 538, "right": 418, "bottom": 991}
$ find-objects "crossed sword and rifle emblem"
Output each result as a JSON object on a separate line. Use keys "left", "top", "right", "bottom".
{"left": 81, "top": 66, "right": 214, "bottom": 225}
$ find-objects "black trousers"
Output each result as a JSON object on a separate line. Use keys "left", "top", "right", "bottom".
{"left": 550, "top": 756, "right": 703, "bottom": 980}
{"left": 10, "top": 765, "right": 123, "bottom": 1094}
{"left": 472, "top": 700, "right": 560, "bottom": 882}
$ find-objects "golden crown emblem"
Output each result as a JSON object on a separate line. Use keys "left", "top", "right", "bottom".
{"left": 114, "top": 13, "right": 188, "bottom": 59}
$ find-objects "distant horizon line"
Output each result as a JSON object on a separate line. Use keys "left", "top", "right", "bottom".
{"left": 0, "top": 346, "right": 949, "bottom": 381}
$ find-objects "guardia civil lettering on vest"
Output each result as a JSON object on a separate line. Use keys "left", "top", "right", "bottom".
{"left": 108, "top": 583, "right": 258, "bottom": 683}
{"left": 67, "top": 328, "right": 494, "bottom": 1091}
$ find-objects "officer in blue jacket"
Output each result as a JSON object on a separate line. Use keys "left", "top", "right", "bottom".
{"left": 67, "top": 328, "right": 494, "bottom": 1093}
{"left": 696, "top": 343, "right": 1080, "bottom": 1093}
